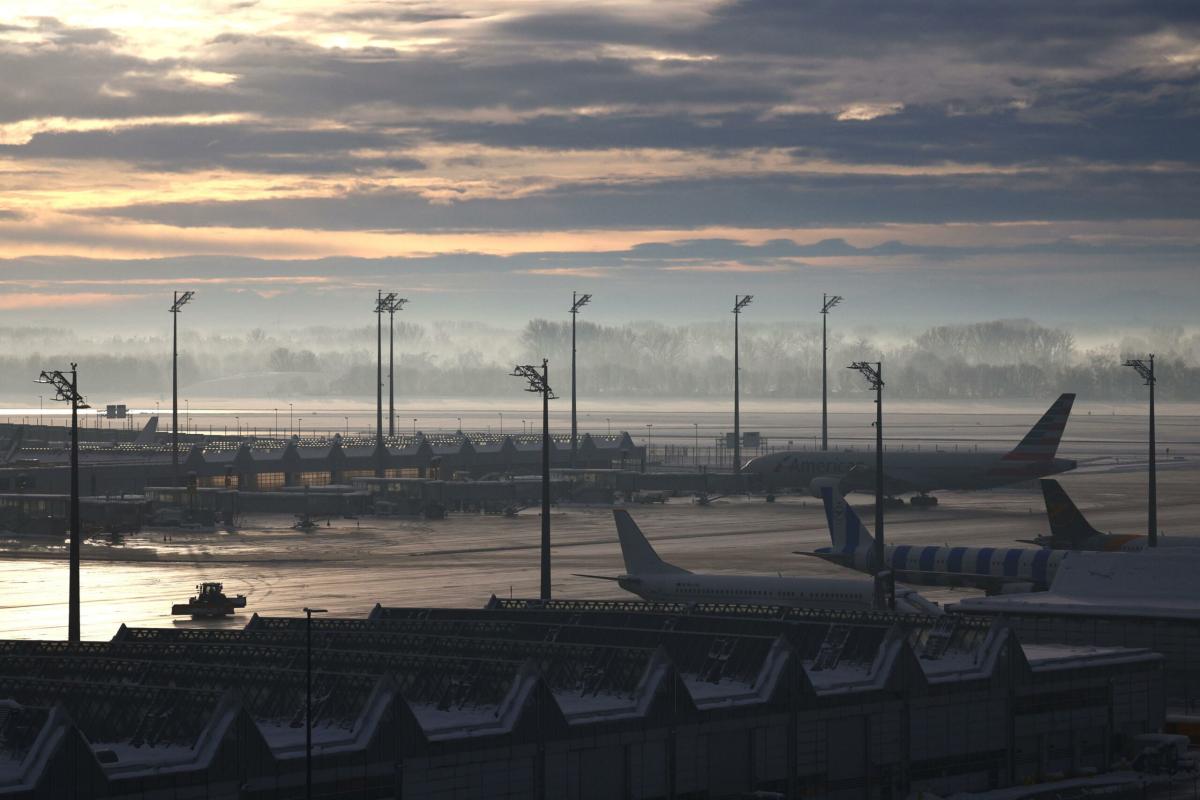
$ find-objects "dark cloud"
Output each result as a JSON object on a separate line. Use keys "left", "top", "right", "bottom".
{"left": 83, "top": 169, "right": 1200, "bottom": 231}
{"left": 0, "top": 124, "right": 422, "bottom": 174}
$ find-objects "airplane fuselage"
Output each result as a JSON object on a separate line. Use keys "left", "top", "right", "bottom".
{"left": 747, "top": 450, "right": 1077, "bottom": 494}
{"left": 616, "top": 572, "right": 939, "bottom": 614}
{"left": 819, "top": 543, "right": 1072, "bottom": 592}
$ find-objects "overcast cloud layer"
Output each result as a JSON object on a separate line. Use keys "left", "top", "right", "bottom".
{"left": 0, "top": 1, "right": 1197, "bottom": 329}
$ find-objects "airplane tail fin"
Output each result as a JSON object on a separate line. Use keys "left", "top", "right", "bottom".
{"left": 1040, "top": 479, "right": 1102, "bottom": 547}
{"left": 1001, "top": 393, "right": 1075, "bottom": 463}
{"left": 813, "top": 478, "right": 876, "bottom": 554}
{"left": 613, "top": 510, "right": 689, "bottom": 575}
{"left": 134, "top": 416, "right": 159, "bottom": 446}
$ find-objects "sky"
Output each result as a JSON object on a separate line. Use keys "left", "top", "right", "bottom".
{"left": 1, "top": 1, "right": 1198, "bottom": 331}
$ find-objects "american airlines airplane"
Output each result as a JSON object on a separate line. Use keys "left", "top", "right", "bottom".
{"left": 808, "top": 480, "right": 1072, "bottom": 593}
{"left": 743, "top": 393, "right": 1077, "bottom": 505}
{"left": 575, "top": 509, "right": 941, "bottom": 614}
{"left": 1025, "top": 479, "right": 1199, "bottom": 551}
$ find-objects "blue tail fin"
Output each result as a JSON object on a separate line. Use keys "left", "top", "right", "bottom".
{"left": 813, "top": 478, "right": 876, "bottom": 554}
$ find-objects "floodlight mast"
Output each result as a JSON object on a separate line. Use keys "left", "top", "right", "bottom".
{"left": 732, "top": 295, "right": 753, "bottom": 475}
{"left": 570, "top": 292, "right": 592, "bottom": 467}
{"left": 36, "top": 364, "right": 89, "bottom": 642}
{"left": 385, "top": 296, "right": 408, "bottom": 437}
{"left": 170, "top": 290, "right": 194, "bottom": 486}
{"left": 821, "top": 294, "right": 842, "bottom": 451}
{"left": 374, "top": 292, "right": 397, "bottom": 476}
{"left": 848, "top": 360, "right": 892, "bottom": 611}
{"left": 1124, "top": 354, "right": 1157, "bottom": 547}
{"left": 511, "top": 360, "right": 556, "bottom": 600}
{"left": 302, "top": 606, "right": 327, "bottom": 800}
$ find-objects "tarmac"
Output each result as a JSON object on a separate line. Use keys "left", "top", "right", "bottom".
{"left": 0, "top": 409, "right": 1194, "bottom": 641}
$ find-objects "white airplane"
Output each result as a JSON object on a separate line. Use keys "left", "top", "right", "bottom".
{"left": 576, "top": 509, "right": 941, "bottom": 614}
{"left": 809, "top": 479, "right": 1071, "bottom": 593}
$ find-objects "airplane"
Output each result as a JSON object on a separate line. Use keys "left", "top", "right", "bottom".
{"left": 133, "top": 415, "right": 159, "bottom": 446}
{"left": 1022, "top": 479, "right": 1200, "bottom": 551}
{"left": 574, "top": 509, "right": 942, "bottom": 614}
{"left": 806, "top": 479, "right": 1072, "bottom": 593}
{"left": 743, "top": 393, "right": 1078, "bottom": 506}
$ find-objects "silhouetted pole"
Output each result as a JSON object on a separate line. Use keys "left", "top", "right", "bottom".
{"left": 170, "top": 290, "right": 194, "bottom": 486}
{"left": 570, "top": 292, "right": 591, "bottom": 467}
{"left": 850, "top": 360, "right": 892, "bottom": 610}
{"left": 821, "top": 294, "right": 842, "bottom": 451}
{"left": 37, "top": 365, "right": 89, "bottom": 642}
{"left": 303, "top": 606, "right": 327, "bottom": 800}
{"left": 385, "top": 296, "right": 408, "bottom": 437}
{"left": 374, "top": 292, "right": 396, "bottom": 476}
{"left": 1124, "top": 354, "right": 1157, "bottom": 547}
{"left": 511, "top": 361, "right": 556, "bottom": 600}
{"left": 733, "top": 295, "right": 753, "bottom": 473}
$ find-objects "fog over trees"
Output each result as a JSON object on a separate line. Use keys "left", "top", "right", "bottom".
{"left": 1, "top": 319, "right": 1197, "bottom": 402}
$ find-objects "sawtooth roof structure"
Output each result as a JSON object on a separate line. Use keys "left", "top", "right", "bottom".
{"left": 0, "top": 599, "right": 1165, "bottom": 798}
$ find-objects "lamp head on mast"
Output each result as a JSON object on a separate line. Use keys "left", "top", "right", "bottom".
{"left": 36, "top": 365, "right": 90, "bottom": 409}
{"left": 170, "top": 290, "right": 195, "bottom": 313}
{"left": 510, "top": 361, "right": 557, "bottom": 399}
{"left": 570, "top": 293, "right": 592, "bottom": 314}
{"left": 848, "top": 361, "right": 883, "bottom": 391}
{"left": 375, "top": 292, "right": 398, "bottom": 314}
{"left": 822, "top": 294, "right": 843, "bottom": 314}
{"left": 733, "top": 295, "right": 753, "bottom": 314}
{"left": 1123, "top": 355, "right": 1155, "bottom": 385}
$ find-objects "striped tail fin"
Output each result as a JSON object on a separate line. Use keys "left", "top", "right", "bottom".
{"left": 1001, "top": 393, "right": 1075, "bottom": 463}
{"left": 814, "top": 478, "right": 875, "bottom": 554}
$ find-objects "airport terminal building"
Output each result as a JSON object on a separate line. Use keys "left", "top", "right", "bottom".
{"left": 0, "top": 599, "right": 1164, "bottom": 799}
{"left": 0, "top": 427, "right": 646, "bottom": 496}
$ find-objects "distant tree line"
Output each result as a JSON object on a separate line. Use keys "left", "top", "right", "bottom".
{"left": 0, "top": 319, "right": 1196, "bottom": 402}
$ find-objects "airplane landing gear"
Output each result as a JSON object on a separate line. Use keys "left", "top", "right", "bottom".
{"left": 910, "top": 494, "right": 939, "bottom": 508}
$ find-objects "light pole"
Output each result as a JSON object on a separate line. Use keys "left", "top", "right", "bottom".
{"left": 694, "top": 422, "right": 699, "bottom": 468}
{"left": 498, "top": 411, "right": 504, "bottom": 435}
{"left": 1124, "top": 354, "right": 1157, "bottom": 547}
{"left": 569, "top": 292, "right": 592, "bottom": 466}
{"left": 384, "top": 295, "right": 408, "bottom": 437}
{"left": 235, "top": 416, "right": 240, "bottom": 435}
{"left": 185, "top": 399, "right": 190, "bottom": 434}
{"left": 374, "top": 292, "right": 396, "bottom": 475}
{"left": 36, "top": 365, "right": 88, "bottom": 642}
{"left": 289, "top": 403, "right": 294, "bottom": 436}
{"left": 456, "top": 416, "right": 462, "bottom": 433}
{"left": 849, "top": 360, "right": 891, "bottom": 610}
{"left": 821, "top": 294, "right": 843, "bottom": 451}
{"left": 303, "top": 606, "right": 327, "bottom": 800}
{"left": 510, "top": 361, "right": 556, "bottom": 601}
{"left": 732, "top": 295, "right": 753, "bottom": 474}
{"left": 170, "top": 290, "right": 195, "bottom": 486}
{"left": 298, "top": 418, "right": 303, "bottom": 437}
{"left": 344, "top": 416, "right": 349, "bottom": 436}
{"left": 606, "top": 417, "right": 611, "bottom": 436}
{"left": 412, "top": 418, "right": 417, "bottom": 436}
